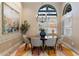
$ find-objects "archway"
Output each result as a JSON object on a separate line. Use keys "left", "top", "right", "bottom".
{"left": 37, "top": 4, "right": 58, "bottom": 35}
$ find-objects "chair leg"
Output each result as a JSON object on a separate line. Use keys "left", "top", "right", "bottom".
{"left": 24, "top": 43, "right": 27, "bottom": 51}
{"left": 59, "top": 44, "right": 63, "bottom": 51}
{"left": 31, "top": 48, "right": 33, "bottom": 55}
{"left": 54, "top": 47, "right": 56, "bottom": 54}
{"left": 38, "top": 47, "right": 40, "bottom": 56}
{"left": 32, "top": 47, "right": 36, "bottom": 55}
{"left": 31, "top": 47, "right": 35, "bottom": 55}
{"left": 60, "top": 44, "right": 63, "bottom": 51}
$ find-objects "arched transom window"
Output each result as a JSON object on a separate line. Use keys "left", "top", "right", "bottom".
{"left": 38, "top": 4, "right": 57, "bottom": 16}
{"left": 63, "top": 3, "right": 72, "bottom": 15}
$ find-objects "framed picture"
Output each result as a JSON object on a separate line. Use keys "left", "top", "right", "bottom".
{"left": 2, "top": 2, "right": 20, "bottom": 34}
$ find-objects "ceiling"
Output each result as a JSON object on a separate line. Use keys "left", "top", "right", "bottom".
{"left": 21, "top": 2, "right": 63, "bottom": 8}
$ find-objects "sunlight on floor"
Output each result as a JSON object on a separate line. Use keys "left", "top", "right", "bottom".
{"left": 11, "top": 43, "right": 78, "bottom": 56}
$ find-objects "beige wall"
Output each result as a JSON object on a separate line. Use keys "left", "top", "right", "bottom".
{"left": 61, "top": 2, "right": 79, "bottom": 51}
{"left": 0, "top": 3, "right": 2, "bottom": 35}
{"left": 22, "top": 2, "right": 63, "bottom": 36}
{"left": 22, "top": 2, "right": 79, "bottom": 51}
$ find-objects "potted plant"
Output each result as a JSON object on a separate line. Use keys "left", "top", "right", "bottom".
{"left": 20, "top": 20, "right": 30, "bottom": 43}
{"left": 20, "top": 20, "right": 30, "bottom": 34}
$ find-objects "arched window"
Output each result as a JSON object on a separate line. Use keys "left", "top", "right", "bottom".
{"left": 62, "top": 3, "right": 72, "bottom": 37}
{"left": 63, "top": 3, "right": 72, "bottom": 15}
{"left": 38, "top": 4, "right": 57, "bottom": 16}
{"left": 37, "top": 4, "right": 57, "bottom": 35}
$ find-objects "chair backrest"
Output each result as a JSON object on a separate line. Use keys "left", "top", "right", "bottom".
{"left": 58, "top": 35, "right": 64, "bottom": 43}
{"left": 31, "top": 38, "right": 42, "bottom": 47}
{"left": 45, "top": 37, "right": 56, "bottom": 47}
{"left": 23, "top": 35, "right": 30, "bottom": 43}
{"left": 60, "top": 35, "right": 64, "bottom": 40}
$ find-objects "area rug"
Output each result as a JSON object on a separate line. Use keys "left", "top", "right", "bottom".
{"left": 32, "top": 47, "right": 41, "bottom": 56}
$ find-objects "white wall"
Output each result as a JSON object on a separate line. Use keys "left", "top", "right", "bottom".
{"left": 61, "top": 2, "right": 79, "bottom": 51}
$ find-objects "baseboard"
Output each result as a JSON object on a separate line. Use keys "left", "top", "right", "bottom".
{"left": 62, "top": 41, "right": 79, "bottom": 55}
{"left": 0, "top": 40, "right": 22, "bottom": 56}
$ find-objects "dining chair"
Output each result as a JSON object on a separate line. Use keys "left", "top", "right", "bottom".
{"left": 23, "top": 35, "right": 31, "bottom": 51}
{"left": 57, "top": 35, "right": 64, "bottom": 51}
{"left": 31, "top": 38, "right": 42, "bottom": 55}
{"left": 45, "top": 36, "right": 57, "bottom": 53}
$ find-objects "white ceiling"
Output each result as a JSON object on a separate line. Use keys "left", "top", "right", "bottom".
{"left": 21, "top": 2, "right": 63, "bottom": 8}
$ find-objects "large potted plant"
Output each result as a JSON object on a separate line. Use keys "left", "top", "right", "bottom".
{"left": 20, "top": 20, "right": 30, "bottom": 43}
{"left": 20, "top": 20, "right": 30, "bottom": 34}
